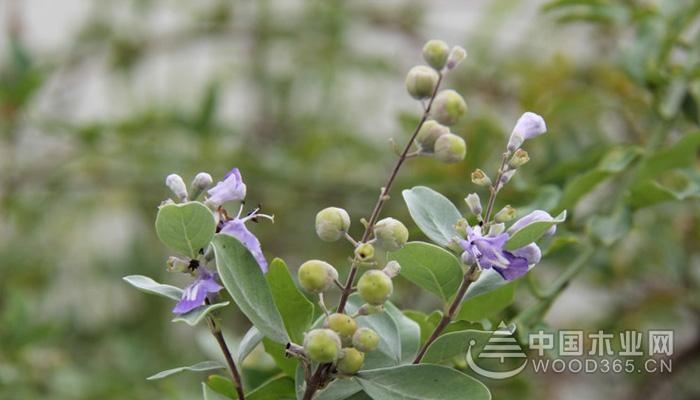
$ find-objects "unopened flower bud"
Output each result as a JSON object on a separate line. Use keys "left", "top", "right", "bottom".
{"left": 454, "top": 218, "right": 469, "bottom": 237}
{"left": 373, "top": 218, "right": 409, "bottom": 251}
{"left": 337, "top": 348, "right": 365, "bottom": 374}
{"left": 494, "top": 205, "right": 516, "bottom": 223}
{"left": 325, "top": 313, "right": 358, "bottom": 341}
{"left": 382, "top": 260, "right": 401, "bottom": 278}
{"left": 432, "top": 90, "right": 467, "bottom": 126}
{"left": 487, "top": 223, "right": 505, "bottom": 236}
{"left": 165, "top": 174, "right": 188, "bottom": 201}
{"left": 446, "top": 46, "right": 467, "bottom": 70}
{"left": 448, "top": 238, "right": 464, "bottom": 254}
{"left": 422, "top": 39, "right": 450, "bottom": 71}
{"left": 352, "top": 327, "right": 380, "bottom": 352}
{"left": 405, "top": 66, "right": 439, "bottom": 100}
{"left": 354, "top": 243, "right": 375, "bottom": 261}
{"left": 303, "top": 329, "right": 342, "bottom": 363}
{"left": 434, "top": 133, "right": 466, "bottom": 163}
{"left": 471, "top": 169, "right": 491, "bottom": 186}
{"left": 166, "top": 256, "right": 191, "bottom": 273}
{"left": 465, "top": 193, "right": 482, "bottom": 216}
{"left": 315, "top": 207, "right": 351, "bottom": 242}
{"left": 189, "top": 172, "right": 213, "bottom": 200}
{"left": 461, "top": 250, "right": 476, "bottom": 266}
{"left": 508, "top": 149, "right": 530, "bottom": 168}
{"left": 357, "top": 303, "right": 384, "bottom": 316}
{"left": 357, "top": 270, "right": 393, "bottom": 305}
{"left": 497, "top": 169, "right": 516, "bottom": 190}
{"left": 507, "top": 112, "right": 547, "bottom": 151}
{"left": 416, "top": 120, "right": 449, "bottom": 152}
{"left": 298, "top": 260, "right": 338, "bottom": 294}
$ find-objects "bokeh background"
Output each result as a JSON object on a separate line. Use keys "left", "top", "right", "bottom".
{"left": 1, "top": 0, "right": 699, "bottom": 399}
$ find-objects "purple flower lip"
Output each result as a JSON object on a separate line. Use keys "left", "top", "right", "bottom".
{"left": 172, "top": 268, "right": 223, "bottom": 314}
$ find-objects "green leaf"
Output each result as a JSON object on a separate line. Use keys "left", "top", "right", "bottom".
{"left": 155, "top": 202, "right": 216, "bottom": 258}
{"left": 147, "top": 361, "right": 224, "bottom": 380}
{"left": 263, "top": 338, "right": 298, "bottom": 378}
{"left": 587, "top": 206, "right": 632, "bottom": 246}
{"left": 402, "top": 186, "right": 462, "bottom": 247}
{"left": 421, "top": 329, "right": 491, "bottom": 364}
{"left": 628, "top": 177, "right": 700, "bottom": 209}
{"left": 557, "top": 147, "right": 641, "bottom": 210}
{"left": 463, "top": 269, "right": 509, "bottom": 302}
{"left": 457, "top": 281, "right": 515, "bottom": 322}
{"left": 314, "top": 379, "right": 363, "bottom": 400}
{"left": 357, "top": 364, "right": 491, "bottom": 400}
{"left": 635, "top": 132, "right": 700, "bottom": 181}
{"left": 171, "top": 301, "right": 229, "bottom": 326}
{"left": 122, "top": 275, "right": 183, "bottom": 301}
{"left": 246, "top": 374, "right": 295, "bottom": 400}
{"left": 505, "top": 210, "right": 567, "bottom": 251}
{"left": 236, "top": 326, "right": 264, "bottom": 365}
{"left": 389, "top": 242, "right": 463, "bottom": 303}
{"left": 212, "top": 234, "right": 289, "bottom": 344}
{"left": 203, "top": 382, "right": 235, "bottom": 400}
{"left": 265, "top": 258, "right": 315, "bottom": 343}
{"left": 383, "top": 301, "right": 421, "bottom": 364}
{"left": 345, "top": 295, "right": 400, "bottom": 365}
{"left": 206, "top": 375, "right": 237, "bottom": 399}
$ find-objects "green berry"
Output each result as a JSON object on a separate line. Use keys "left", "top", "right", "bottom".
{"left": 434, "top": 133, "right": 466, "bottom": 164}
{"left": 298, "top": 260, "right": 338, "bottom": 294}
{"left": 416, "top": 120, "right": 449, "bottom": 152}
{"left": 354, "top": 242, "right": 375, "bottom": 261}
{"left": 337, "top": 348, "right": 365, "bottom": 374}
{"left": 373, "top": 217, "right": 409, "bottom": 252}
{"left": 422, "top": 40, "right": 450, "bottom": 70}
{"left": 432, "top": 90, "right": 467, "bottom": 126}
{"left": 315, "top": 207, "right": 351, "bottom": 242}
{"left": 357, "top": 270, "right": 393, "bottom": 305}
{"left": 303, "top": 329, "right": 342, "bottom": 363}
{"left": 352, "top": 327, "right": 380, "bottom": 353}
{"left": 405, "top": 66, "right": 439, "bottom": 100}
{"left": 325, "top": 313, "right": 358, "bottom": 340}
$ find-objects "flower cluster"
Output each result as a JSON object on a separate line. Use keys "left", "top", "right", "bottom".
{"left": 164, "top": 168, "right": 271, "bottom": 314}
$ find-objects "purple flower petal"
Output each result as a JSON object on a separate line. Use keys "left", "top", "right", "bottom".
{"left": 206, "top": 168, "right": 247, "bottom": 207}
{"left": 460, "top": 225, "right": 540, "bottom": 281}
{"left": 172, "top": 269, "right": 223, "bottom": 314}
{"left": 494, "top": 252, "right": 529, "bottom": 280}
{"left": 220, "top": 219, "right": 268, "bottom": 273}
{"left": 507, "top": 210, "right": 556, "bottom": 237}
{"left": 510, "top": 243, "right": 542, "bottom": 265}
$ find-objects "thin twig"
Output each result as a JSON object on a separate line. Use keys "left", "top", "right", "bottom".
{"left": 413, "top": 264, "right": 479, "bottom": 364}
{"left": 483, "top": 152, "right": 510, "bottom": 223}
{"left": 206, "top": 300, "right": 245, "bottom": 400}
{"left": 303, "top": 73, "right": 447, "bottom": 400}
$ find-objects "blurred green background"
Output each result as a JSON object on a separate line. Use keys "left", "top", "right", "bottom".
{"left": 1, "top": 0, "right": 699, "bottom": 399}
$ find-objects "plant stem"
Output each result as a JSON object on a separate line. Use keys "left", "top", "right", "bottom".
{"left": 336, "top": 73, "right": 444, "bottom": 314}
{"left": 303, "top": 73, "right": 448, "bottom": 400}
{"left": 206, "top": 305, "right": 245, "bottom": 400}
{"left": 413, "top": 264, "right": 479, "bottom": 364}
{"left": 483, "top": 152, "right": 510, "bottom": 223}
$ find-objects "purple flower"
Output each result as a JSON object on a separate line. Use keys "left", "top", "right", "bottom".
{"left": 172, "top": 268, "right": 223, "bottom": 314}
{"left": 206, "top": 168, "right": 247, "bottom": 207}
{"left": 507, "top": 112, "right": 547, "bottom": 151}
{"left": 220, "top": 218, "right": 269, "bottom": 273}
{"left": 460, "top": 226, "right": 529, "bottom": 281}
